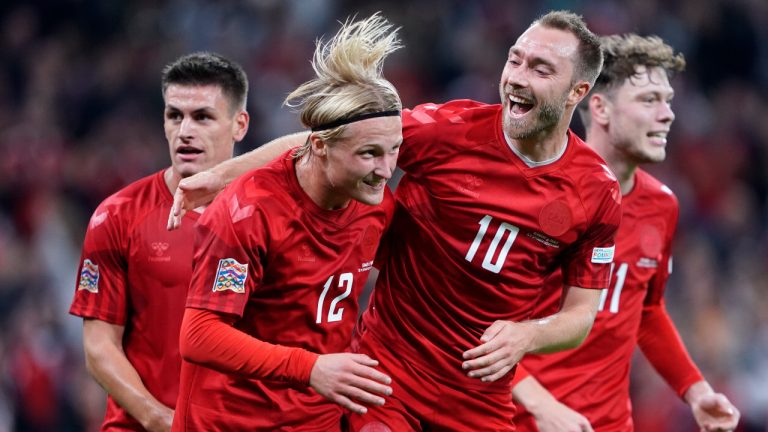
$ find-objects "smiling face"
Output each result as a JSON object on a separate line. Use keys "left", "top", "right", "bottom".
{"left": 163, "top": 84, "right": 248, "bottom": 179}
{"left": 499, "top": 24, "right": 582, "bottom": 141}
{"left": 605, "top": 66, "right": 675, "bottom": 164}
{"left": 308, "top": 115, "right": 402, "bottom": 209}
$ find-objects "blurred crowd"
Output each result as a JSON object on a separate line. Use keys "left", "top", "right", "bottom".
{"left": 0, "top": 0, "right": 766, "bottom": 430}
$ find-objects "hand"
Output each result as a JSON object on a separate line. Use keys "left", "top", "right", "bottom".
{"left": 462, "top": 320, "right": 534, "bottom": 382}
{"left": 309, "top": 353, "right": 392, "bottom": 415}
{"left": 690, "top": 392, "right": 740, "bottom": 432}
{"left": 531, "top": 400, "right": 593, "bottom": 432}
{"left": 166, "top": 170, "right": 226, "bottom": 230}
{"left": 141, "top": 405, "right": 174, "bottom": 432}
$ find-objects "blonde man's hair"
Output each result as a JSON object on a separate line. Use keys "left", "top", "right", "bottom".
{"left": 285, "top": 13, "right": 403, "bottom": 158}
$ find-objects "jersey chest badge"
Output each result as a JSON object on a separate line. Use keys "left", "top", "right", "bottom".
{"left": 212, "top": 258, "right": 248, "bottom": 294}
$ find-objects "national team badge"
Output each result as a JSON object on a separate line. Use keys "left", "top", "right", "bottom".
{"left": 78, "top": 259, "right": 100, "bottom": 293}
{"left": 212, "top": 258, "right": 248, "bottom": 294}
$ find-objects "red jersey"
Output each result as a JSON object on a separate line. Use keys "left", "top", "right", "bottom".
{"left": 516, "top": 169, "right": 682, "bottom": 431}
{"left": 69, "top": 170, "right": 199, "bottom": 431}
{"left": 174, "top": 151, "right": 394, "bottom": 430}
{"left": 359, "top": 100, "right": 622, "bottom": 393}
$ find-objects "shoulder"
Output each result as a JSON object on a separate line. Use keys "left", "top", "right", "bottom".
{"left": 88, "top": 171, "right": 166, "bottom": 230}
{"left": 405, "top": 99, "right": 499, "bottom": 127}
{"left": 634, "top": 168, "right": 679, "bottom": 209}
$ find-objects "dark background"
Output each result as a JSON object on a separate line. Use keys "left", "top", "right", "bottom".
{"left": 0, "top": 0, "right": 766, "bottom": 430}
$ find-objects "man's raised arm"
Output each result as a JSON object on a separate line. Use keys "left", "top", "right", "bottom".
{"left": 167, "top": 131, "right": 309, "bottom": 229}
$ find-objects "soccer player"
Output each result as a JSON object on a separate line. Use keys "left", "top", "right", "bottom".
{"left": 170, "top": 14, "right": 401, "bottom": 431}
{"left": 511, "top": 34, "right": 740, "bottom": 432}
{"left": 167, "top": 11, "right": 620, "bottom": 431}
{"left": 69, "top": 52, "right": 250, "bottom": 431}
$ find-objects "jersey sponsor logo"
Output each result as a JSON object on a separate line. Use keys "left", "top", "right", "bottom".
{"left": 358, "top": 260, "right": 373, "bottom": 272}
{"left": 526, "top": 231, "right": 560, "bottom": 248}
{"left": 591, "top": 245, "right": 615, "bottom": 264}
{"left": 458, "top": 173, "right": 483, "bottom": 198}
{"left": 149, "top": 242, "right": 171, "bottom": 262}
{"left": 538, "top": 200, "right": 572, "bottom": 237}
{"left": 298, "top": 244, "right": 316, "bottom": 262}
{"left": 212, "top": 258, "right": 248, "bottom": 294}
{"left": 77, "top": 259, "right": 100, "bottom": 293}
{"left": 636, "top": 257, "right": 658, "bottom": 268}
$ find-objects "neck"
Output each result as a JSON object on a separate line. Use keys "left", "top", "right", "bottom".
{"left": 587, "top": 131, "right": 637, "bottom": 196}
{"left": 295, "top": 155, "right": 350, "bottom": 210}
{"left": 163, "top": 167, "right": 182, "bottom": 195}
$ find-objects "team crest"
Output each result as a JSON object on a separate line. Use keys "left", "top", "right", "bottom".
{"left": 78, "top": 259, "right": 100, "bottom": 293}
{"left": 212, "top": 258, "right": 248, "bottom": 294}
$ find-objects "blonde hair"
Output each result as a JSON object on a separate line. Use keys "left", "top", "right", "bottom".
{"left": 285, "top": 12, "right": 403, "bottom": 157}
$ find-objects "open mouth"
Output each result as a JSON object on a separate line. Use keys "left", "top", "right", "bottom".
{"left": 647, "top": 131, "right": 668, "bottom": 145}
{"left": 508, "top": 94, "right": 534, "bottom": 117}
{"left": 362, "top": 178, "right": 386, "bottom": 190}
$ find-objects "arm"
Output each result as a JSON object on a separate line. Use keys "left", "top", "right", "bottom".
{"left": 83, "top": 319, "right": 173, "bottom": 432}
{"left": 638, "top": 303, "right": 739, "bottom": 430}
{"left": 180, "top": 308, "right": 392, "bottom": 415}
{"left": 462, "top": 286, "right": 601, "bottom": 382}
{"left": 167, "top": 132, "right": 309, "bottom": 230}
{"left": 512, "top": 369, "right": 593, "bottom": 432}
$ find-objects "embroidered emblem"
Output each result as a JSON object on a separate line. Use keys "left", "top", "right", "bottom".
{"left": 212, "top": 258, "right": 248, "bottom": 294}
{"left": 539, "top": 200, "right": 572, "bottom": 237}
{"left": 77, "top": 259, "right": 100, "bottom": 293}
{"left": 298, "top": 244, "right": 316, "bottom": 262}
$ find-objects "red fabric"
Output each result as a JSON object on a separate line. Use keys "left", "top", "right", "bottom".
{"left": 638, "top": 302, "right": 704, "bottom": 397}
{"left": 179, "top": 307, "right": 318, "bottom": 384}
{"left": 516, "top": 169, "right": 683, "bottom": 430}
{"left": 511, "top": 363, "right": 530, "bottom": 387}
{"left": 173, "top": 151, "right": 394, "bottom": 430}
{"left": 360, "top": 100, "right": 622, "bottom": 397}
{"left": 69, "top": 170, "right": 199, "bottom": 431}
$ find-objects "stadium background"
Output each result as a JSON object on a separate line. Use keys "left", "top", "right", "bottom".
{"left": 0, "top": 0, "right": 766, "bottom": 430}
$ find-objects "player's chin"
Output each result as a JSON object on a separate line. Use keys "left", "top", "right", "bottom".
{"left": 352, "top": 185, "right": 385, "bottom": 206}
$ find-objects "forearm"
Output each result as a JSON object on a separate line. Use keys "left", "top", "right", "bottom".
{"left": 213, "top": 132, "right": 308, "bottom": 185}
{"left": 523, "top": 286, "right": 600, "bottom": 354}
{"left": 512, "top": 374, "right": 558, "bottom": 414}
{"left": 83, "top": 324, "right": 170, "bottom": 429}
{"left": 638, "top": 303, "right": 703, "bottom": 397}
{"left": 179, "top": 308, "right": 318, "bottom": 385}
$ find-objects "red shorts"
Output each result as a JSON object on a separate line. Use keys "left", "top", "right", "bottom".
{"left": 347, "top": 330, "right": 515, "bottom": 431}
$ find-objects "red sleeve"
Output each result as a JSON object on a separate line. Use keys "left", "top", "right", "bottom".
{"left": 511, "top": 363, "right": 530, "bottom": 387}
{"left": 637, "top": 301, "right": 704, "bottom": 398}
{"left": 69, "top": 200, "right": 130, "bottom": 324}
{"left": 179, "top": 308, "right": 319, "bottom": 385}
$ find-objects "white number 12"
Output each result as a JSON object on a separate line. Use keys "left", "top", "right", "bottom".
{"left": 316, "top": 273, "right": 353, "bottom": 324}
{"left": 465, "top": 215, "right": 520, "bottom": 274}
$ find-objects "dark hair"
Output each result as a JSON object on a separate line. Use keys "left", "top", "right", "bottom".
{"left": 535, "top": 10, "right": 603, "bottom": 86}
{"left": 161, "top": 52, "right": 248, "bottom": 112}
{"left": 578, "top": 34, "right": 685, "bottom": 126}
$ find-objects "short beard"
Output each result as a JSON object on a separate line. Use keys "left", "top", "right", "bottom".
{"left": 505, "top": 92, "right": 567, "bottom": 140}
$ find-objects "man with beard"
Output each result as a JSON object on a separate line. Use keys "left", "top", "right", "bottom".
{"left": 167, "top": 11, "right": 621, "bottom": 431}
{"left": 511, "top": 34, "right": 740, "bottom": 432}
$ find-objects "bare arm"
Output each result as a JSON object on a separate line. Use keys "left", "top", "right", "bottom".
{"left": 462, "top": 286, "right": 601, "bottom": 382}
{"left": 83, "top": 319, "right": 173, "bottom": 432}
{"left": 684, "top": 381, "right": 740, "bottom": 431}
{"left": 167, "top": 131, "right": 309, "bottom": 230}
{"left": 512, "top": 374, "right": 593, "bottom": 432}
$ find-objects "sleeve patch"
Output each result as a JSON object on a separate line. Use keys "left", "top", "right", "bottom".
{"left": 212, "top": 258, "right": 248, "bottom": 294}
{"left": 591, "top": 245, "right": 615, "bottom": 264}
{"left": 77, "top": 259, "right": 100, "bottom": 293}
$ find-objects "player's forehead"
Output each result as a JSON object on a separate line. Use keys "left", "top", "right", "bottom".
{"left": 164, "top": 84, "right": 228, "bottom": 109}
{"left": 510, "top": 24, "right": 578, "bottom": 63}
{"left": 623, "top": 65, "right": 674, "bottom": 95}
{"left": 337, "top": 116, "right": 403, "bottom": 149}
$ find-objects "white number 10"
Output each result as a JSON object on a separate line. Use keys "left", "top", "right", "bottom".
{"left": 316, "top": 272, "right": 353, "bottom": 324}
{"left": 465, "top": 215, "right": 520, "bottom": 273}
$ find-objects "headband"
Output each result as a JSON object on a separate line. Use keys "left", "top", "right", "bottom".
{"left": 310, "top": 110, "right": 401, "bottom": 132}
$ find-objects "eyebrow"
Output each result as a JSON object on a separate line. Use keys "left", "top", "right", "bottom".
{"left": 165, "top": 105, "right": 217, "bottom": 114}
{"left": 509, "top": 47, "right": 557, "bottom": 69}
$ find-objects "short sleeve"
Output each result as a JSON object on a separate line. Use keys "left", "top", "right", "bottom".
{"left": 186, "top": 187, "right": 266, "bottom": 317}
{"left": 69, "top": 204, "right": 130, "bottom": 325}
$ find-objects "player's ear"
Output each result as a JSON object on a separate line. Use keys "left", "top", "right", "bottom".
{"left": 309, "top": 133, "right": 328, "bottom": 157}
{"left": 233, "top": 110, "right": 250, "bottom": 142}
{"left": 590, "top": 93, "right": 611, "bottom": 127}
{"left": 568, "top": 81, "right": 591, "bottom": 106}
